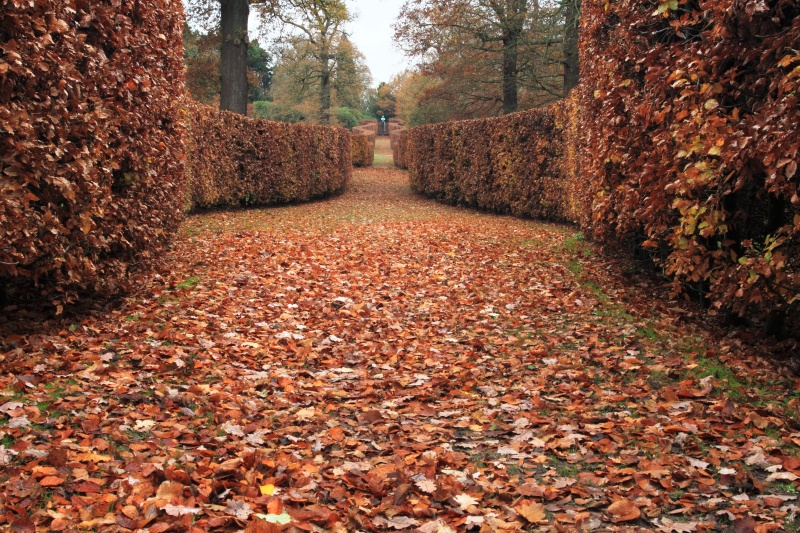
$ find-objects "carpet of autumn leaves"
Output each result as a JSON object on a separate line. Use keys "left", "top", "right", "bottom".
{"left": 2, "top": 159, "right": 800, "bottom": 532}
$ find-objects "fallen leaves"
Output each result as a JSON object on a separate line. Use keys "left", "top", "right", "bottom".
{"left": 0, "top": 169, "right": 798, "bottom": 532}
{"left": 607, "top": 498, "right": 641, "bottom": 523}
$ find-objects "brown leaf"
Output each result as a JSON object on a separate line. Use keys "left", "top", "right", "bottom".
{"left": 39, "top": 476, "right": 65, "bottom": 487}
{"left": 516, "top": 500, "right": 547, "bottom": 523}
{"left": 607, "top": 498, "right": 641, "bottom": 523}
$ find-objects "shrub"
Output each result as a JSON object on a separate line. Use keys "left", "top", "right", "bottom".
{"left": 0, "top": 0, "right": 186, "bottom": 308}
{"left": 391, "top": 130, "right": 409, "bottom": 170}
{"left": 579, "top": 0, "right": 799, "bottom": 330}
{"left": 331, "top": 107, "right": 362, "bottom": 130}
{"left": 185, "top": 102, "right": 351, "bottom": 210}
{"left": 252, "top": 100, "right": 306, "bottom": 123}
{"left": 351, "top": 133, "right": 375, "bottom": 167}
{"left": 406, "top": 106, "right": 572, "bottom": 221}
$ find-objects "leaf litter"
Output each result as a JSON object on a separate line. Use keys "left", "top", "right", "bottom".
{"left": 1, "top": 167, "right": 799, "bottom": 532}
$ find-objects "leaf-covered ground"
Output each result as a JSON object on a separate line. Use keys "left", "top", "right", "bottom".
{"left": 2, "top": 147, "right": 800, "bottom": 532}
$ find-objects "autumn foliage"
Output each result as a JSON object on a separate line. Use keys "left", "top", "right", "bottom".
{"left": 407, "top": 0, "right": 800, "bottom": 330}
{"left": 407, "top": 105, "right": 574, "bottom": 222}
{"left": 351, "top": 123, "right": 376, "bottom": 167}
{"left": 184, "top": 103, "right": 351, "bottom": 210}
{"left": 0, "top": 0, "right": 186, "bottom": 306}
{"left": 579, "top": 0, "right": 799, "bottom": 329}
{"left": 390, "top": 125, "right": 409, "bottom": 170}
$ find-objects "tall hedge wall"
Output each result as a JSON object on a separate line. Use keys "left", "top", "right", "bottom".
{"left": 407, "top": 105, "right": 574, "bottom": 222}
{"left": 351, "top": 125, "right": 376, "bottom": 167}
{"left": 391, "top": 129, "right": 409, "bottom": 169}
{"left": 185, "top": 103, "right": 351, "bottom": 210}
{"left": 0, "top": 0, "right": 186, "bottom": 307}
{"left": 580, "top": 0, "right": 799, "bottom": 328}
{"left": 407, "top": 0, "right": 799, "bottom": 330}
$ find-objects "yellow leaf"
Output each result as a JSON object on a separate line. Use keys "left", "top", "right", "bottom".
{"left": 708, "top": 146, "right": 721, "bottom": 156}
{"left": 260, "top": 484, "right": 276, "bottom": 496}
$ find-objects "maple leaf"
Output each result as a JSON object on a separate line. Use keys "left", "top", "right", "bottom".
{"left": 296, "top": 407, "right": 315, "bottom": 420}
{"left": 657, "top": 518, "right": 698, "bottom": 532}
{"left": 254, "top": 513, "right": 292, "bottom": 525}
{"left": 373, "top": 516, "right": 420, "bottom": 529}
{"left": 0, "top": 446, "right": 18, "bottom": 465}
{"left": 8, "top": 416, "right": 30, "bottom": 429}
{"left": 418, "top": 519, "right": 456, "bottom": 533}
{"left": 163, "top": 504, "right": 201, "bottom": 517}
{"left": 607, "top": 499, "right": 641, "bottom": 523}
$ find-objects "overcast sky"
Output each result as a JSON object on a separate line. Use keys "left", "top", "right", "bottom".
{"left": 344, "top": 0, "right": 410, "bottom": 86}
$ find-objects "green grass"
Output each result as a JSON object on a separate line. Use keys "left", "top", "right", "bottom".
{"left": 373, "top": 153, "right": 393, "bottom": 165}
{"left": 565, "top": 258, "right": 584, "bottom": 276}
{"left": 562, "top": 232, "right": 588, "bottom": 254}
{"left": 176, "top": 276, "right": 201, "bottom": 290}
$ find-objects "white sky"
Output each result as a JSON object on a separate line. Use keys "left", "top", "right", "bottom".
{"left": 344, "top": 0, "right": 411, "bottom": 86}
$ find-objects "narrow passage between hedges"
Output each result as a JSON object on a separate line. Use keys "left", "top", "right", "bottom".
{"left": 1, "top": 150, "right": 797, "bottom": 532}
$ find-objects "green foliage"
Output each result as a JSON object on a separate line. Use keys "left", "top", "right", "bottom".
{"left": 252, "top": 101, "right": 306, "bottom": 123}
{"left": 330, "top": 107, "right": 361, "bottom": 129}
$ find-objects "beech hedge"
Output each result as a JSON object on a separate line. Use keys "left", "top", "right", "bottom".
{"left": 580, "top": 0, "right": 799, "bottom": 329}
{"left": 406, "top": 1, "right": 799, "bottom": 331}
{"left": 352, "top": 124, "right": 376, "bottom": 167}
{"left": 390, "top": 128, "right": 409, "bottom": 170}
{"left": 185, "top": 103, "right": 351, "bottom": 210}
{"left": 0, "top": 0, "right": 185, "bottom": 307}
{"left": 407, "top": 105, "right": 572, "bottom": 221}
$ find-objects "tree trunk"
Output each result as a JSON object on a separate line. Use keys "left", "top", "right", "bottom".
{"left": 501, "top": 30, "right": 519, "bottom": 115}
{"left": 220, "top": 0, "right": 249, "bottom": 115}
{"left": 320, "top": 48, "right": 333, "bottom": 123}
{"left": 562, "top": 0, "right": 581, "bottom": 97}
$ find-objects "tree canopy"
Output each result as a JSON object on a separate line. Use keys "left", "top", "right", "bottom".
{"left": 394, "top": 0, "right": 577, "bottom": 119}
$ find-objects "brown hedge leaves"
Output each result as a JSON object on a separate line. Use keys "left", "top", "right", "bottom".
{"left": 406, "top": 0, "right": 800, "bottom": 330}
{"left": 580, "top": 0, "right": 799, "bottom": 327}
{"left": 185, "top": 102, "right": 351, "bottom": 211}
{"left": 0, "top": 0, "right": 186, "bottom": 307}
{"left": 407, "top": 106, "right": 574, "bottom": 222}
{"left": 351, "top": 130, "right": 375, "bottom": 168}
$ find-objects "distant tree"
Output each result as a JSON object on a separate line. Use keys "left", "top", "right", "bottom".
{"left": 185, "top": 0, "right": 268, "bottom": 114}
{"left": 268, "top": 33, "right": 371, "bottom": 124}
{"left": 394, "top": 70, "right": 451, "bottom": 126}
{"left": 375, "top": 82, "right": 397, "bottom": 120}
{"left": 395, "top": 0, "right": 578, "bottom": 116}
{"left": 247, "top": 41, "right": 273, "bottom": 101}
{"left": 182, "top": 24, "right": 272, "bottom": 106}
{"left": 255, "top": 0, "right": 353, "bottom": 123}
{"left": 183, "top": 24, "right": 221, "bottom": 105}
{"left": 562, "top": 0, "right": 580, "bottom": 96}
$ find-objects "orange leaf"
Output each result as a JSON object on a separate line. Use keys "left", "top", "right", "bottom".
{"left": 516, "top": 500, "right": 547, "bottom": 523}
{"left": 607, "top": 498, "right": 640, "bottom": 523}
{"left": 40, "top": 475, "right": 65, "bottom": 487}
{"left": 328, "top": 426, "right": 345, "bottom": 441}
